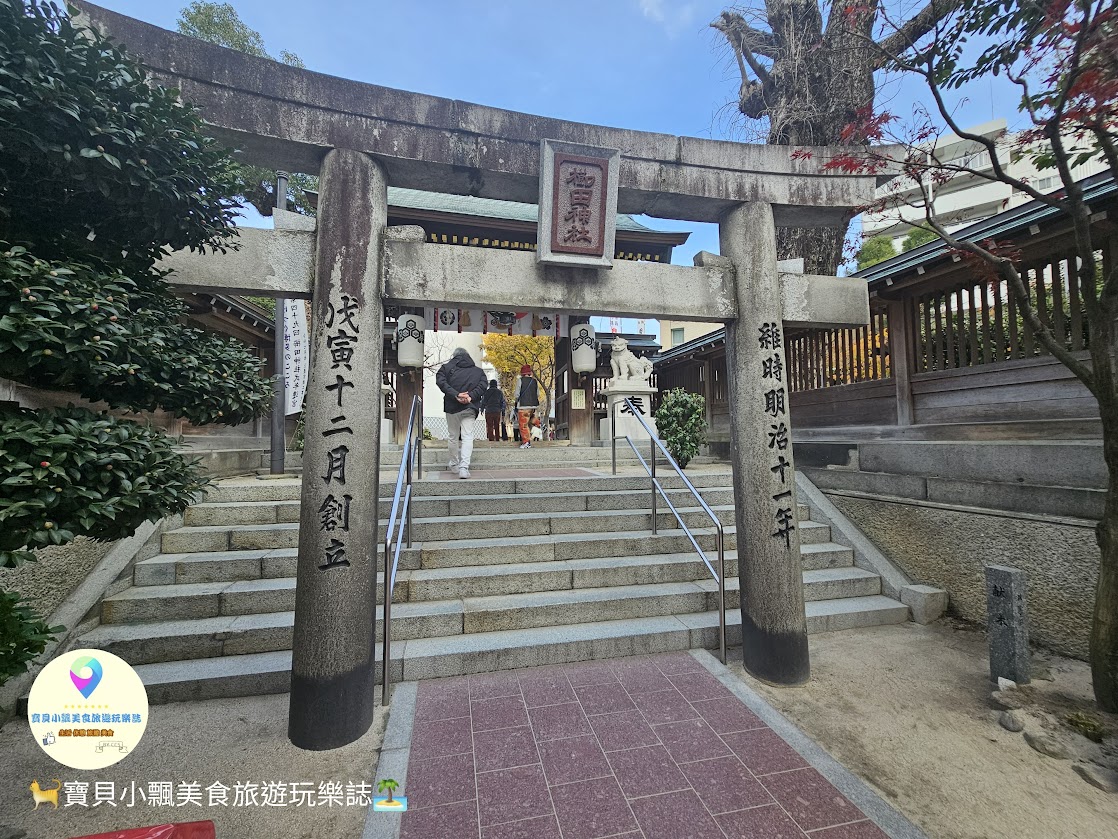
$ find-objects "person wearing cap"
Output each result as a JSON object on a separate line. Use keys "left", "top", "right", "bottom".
{"left": 514, "top": 364, "right": 540, "bottom": 449}
{"left": 435, "top": 347, "right": 487, "bottom": 478}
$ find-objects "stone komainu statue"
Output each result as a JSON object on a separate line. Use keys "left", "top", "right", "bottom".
{"left": 609, "top": 336, "right": 653, "bottom": 384}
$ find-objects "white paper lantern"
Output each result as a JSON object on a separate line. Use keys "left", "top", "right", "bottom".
{"left": 396, "top": 314, "right": 425, "bottom": 367}
{"left": 571, "top": 323, "right": 597, "bottom": 373}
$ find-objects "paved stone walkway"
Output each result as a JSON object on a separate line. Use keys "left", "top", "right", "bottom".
{"left": 376, "top": 652, "right": 916, "bottom": 839}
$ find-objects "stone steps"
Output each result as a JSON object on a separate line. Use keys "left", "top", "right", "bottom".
{"left": 159, "top": 512, "right": 831, "bottom": 555}
{"left": 183, "top": 486, "right": 744, "bottom": 526}
{"left": 85, "top": 567, "right": 881, "bottom": 668}
{"left": 132, "top": 538, "right": 854, "bottom": 587}
{"left": 129, "top": 595, "right": 909, "bottom": 702}
{"left": 115, "top": 546, "right": 858, "bottom": 624}
{"left": 199, "top": 472, "right": 742, "bottom": 504}
{"left": 78, "top": 460, "right": 912, "bottom": 705}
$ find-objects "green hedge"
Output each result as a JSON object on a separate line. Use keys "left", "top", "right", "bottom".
{"left": 0, "top": 405, "right": 210, "bottom": 567}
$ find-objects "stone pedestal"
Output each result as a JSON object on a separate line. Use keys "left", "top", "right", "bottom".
{"left": 599, "top": 382, "right": 657, "bottom": 444}
{"left": 720, "top": 202, "right": 809, "bottom": 686}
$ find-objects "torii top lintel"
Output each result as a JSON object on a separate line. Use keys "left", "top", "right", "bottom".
{"left": 75, "top": 2, "right": 875, "bottom": 227}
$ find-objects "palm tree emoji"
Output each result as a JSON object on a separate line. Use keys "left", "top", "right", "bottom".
{"left": 377, "top": 778, "right": 399, "bottom": 804}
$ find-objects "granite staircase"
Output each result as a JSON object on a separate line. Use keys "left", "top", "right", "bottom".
{"left": 79, "top": 449, "right": 910, "bottom": 703}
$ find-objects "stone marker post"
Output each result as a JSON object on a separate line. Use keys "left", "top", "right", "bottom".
{"left": 719, "top": 202, "right": 809, "bottom": 685}
{"left": 289, "top": 150, "right": 387, "bottom": 750}
{"left": 985, "top": 564, "right": 1030, "bottom": 684}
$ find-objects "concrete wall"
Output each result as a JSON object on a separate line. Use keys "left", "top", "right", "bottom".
{"left": 0, "top": 538, "right": 112, "bottom": 621}
{"left": 829, "top": 493, "right": 1098, "bottom": 660}
{"left": 660, "top": 320, "right": 723, "bottom": 348}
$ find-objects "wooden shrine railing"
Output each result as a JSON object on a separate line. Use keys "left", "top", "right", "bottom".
{"left": 655, "top": 235, "right": 1113, "bottom": 434}
{"left": 787, "top": 310, "right": 891, "bottom": 392}
{"left": 784, "top": 245, "right": 1106, "bottom": 428}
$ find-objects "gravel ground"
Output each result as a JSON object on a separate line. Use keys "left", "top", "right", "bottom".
{"left": 728, "top": 620, "right": 1118, "bottom": 839}
{"left": 0, "top": 692, "right": 387, "bottom": 839}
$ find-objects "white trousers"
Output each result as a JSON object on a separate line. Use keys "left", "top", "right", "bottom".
{"left": 446, "top": 409, "right": 477, "bottom": 470}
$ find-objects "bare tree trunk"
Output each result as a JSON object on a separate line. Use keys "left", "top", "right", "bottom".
{"left": 1094, "top": 408, "right": 1118, "bottom": 711}
{"left": 1090, "top": 290, "right": 1118, "bottom": 711}
{"left": 775, "top": 225, "right": 850, "bottom": 274}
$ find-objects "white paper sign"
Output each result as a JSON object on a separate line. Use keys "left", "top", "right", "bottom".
{"left": 283, "top": 298, "right": 309, "bottom": 415}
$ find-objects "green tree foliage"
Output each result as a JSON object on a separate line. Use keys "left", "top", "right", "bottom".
{"left": 177, "top": 0, "right": 267, "bottom": 54}
{"left": 855, "top": 235, "right": 897, "bottom": 270}
{"left": 176, "top": 1, "right": 316, "bottom": 217}
{"left": 901, "top": 226, "right": 937, "bottom": 252}
{"left": 653, "top": 389, "right": 707, "bottom": 469}
{"left": 0, "top": 0, "right": 271, "bottom": 676}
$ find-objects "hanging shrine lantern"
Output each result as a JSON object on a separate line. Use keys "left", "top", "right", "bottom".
{"left": 571, "top": 323, "right": 597, "bottom": 374}
{"left": 396, "top": 313, "right": 425, "bottom": 367}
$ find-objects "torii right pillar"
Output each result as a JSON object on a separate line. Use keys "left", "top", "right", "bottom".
{"left": 720, "top": 202, "right": 810, "bottom": 685}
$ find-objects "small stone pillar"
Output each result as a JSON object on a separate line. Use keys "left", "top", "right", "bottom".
{"left": 985, "top": 565, "right": 1030, "bottom": 684}
{"left": 289, "top": 149, "right": 387, "bottom": 750}
{"left": 719, "top": 202, "right": 809, "bottom": 686}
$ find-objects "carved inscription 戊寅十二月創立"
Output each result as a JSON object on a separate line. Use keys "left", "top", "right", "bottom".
{"left": 317, "top": 295, "right": 362, "bottom": 571}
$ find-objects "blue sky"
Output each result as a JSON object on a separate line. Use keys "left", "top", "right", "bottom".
{"left": 93, "top": 0, "right": 1021, "bottom": 338}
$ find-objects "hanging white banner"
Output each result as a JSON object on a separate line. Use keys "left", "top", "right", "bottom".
{"left": 283, "top": 298, "right": 309, "bottom": 415}
{"left": 425, "top": 309, "right": 567, "bottom": 337}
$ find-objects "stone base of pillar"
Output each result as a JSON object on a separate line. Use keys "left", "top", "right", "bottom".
{"left": 599, "top": 382, "right": 658, "bottom": 443}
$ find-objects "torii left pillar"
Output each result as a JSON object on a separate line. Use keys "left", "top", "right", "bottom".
{"left": 289, "top": 149, "right": 387, "bottom": 750}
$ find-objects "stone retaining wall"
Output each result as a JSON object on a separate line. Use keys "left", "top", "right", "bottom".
{"left": 828, "top": 493, "right": 1097, "bottom": 660}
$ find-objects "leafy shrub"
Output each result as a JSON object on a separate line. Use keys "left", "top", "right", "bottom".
{"left": 0, "top": 590, "right": 61, "bottom": 686}
{"left": 0, "top": 0, "right": 267, "bottom": 681}
{"left": 0, "top": 0, "right": 241, "bottom": 264}
{"left": 0, "top": 405, "right": 209, "bottom": 567}
{"left": 654, "top": 389, "right": 707, "bottom": 468}
{"left": 0, "top": 246, "right": 272, "bottom": 425}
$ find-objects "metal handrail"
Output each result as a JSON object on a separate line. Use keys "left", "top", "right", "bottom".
{"left": 381, "top": 394, "right": 422, "bottom": 705}
{"left": 611, "top": 398, "right": 727, "bottom": 664}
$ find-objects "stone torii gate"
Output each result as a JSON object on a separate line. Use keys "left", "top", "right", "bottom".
{"left": 79, "top": 3, "right": 874, "bottom": 752}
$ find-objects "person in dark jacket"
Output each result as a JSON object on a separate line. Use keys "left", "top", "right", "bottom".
{"left": 514, "top": 364, "right": 540, "bottom": 449}
{"left": 480, "top": 379, "right": 507, "bottom": 442}
{"left": 435, "top": 347, "right": 487, "bottom": 478}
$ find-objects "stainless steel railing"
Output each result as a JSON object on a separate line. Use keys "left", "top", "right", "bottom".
{"left": 611, "top": 398, "right": 727, "bottom": 664}
{"left": 381, "top": 395, "right": 422, "bottom": 705}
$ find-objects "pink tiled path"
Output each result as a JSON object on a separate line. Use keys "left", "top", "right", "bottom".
{"left": 399, "top": 653, "right": 888, "bottom": 839}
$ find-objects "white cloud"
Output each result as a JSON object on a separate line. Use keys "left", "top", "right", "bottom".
{"left": 637, "top": 0, "right": 700, "bottom": 36}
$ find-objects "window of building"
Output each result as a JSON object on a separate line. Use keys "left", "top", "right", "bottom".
{"left": 671, "top": 327, "right": 685, "bottom": 347}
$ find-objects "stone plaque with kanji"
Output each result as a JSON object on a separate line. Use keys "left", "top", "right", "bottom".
{"left": 537, "top": 139, "right": 619, "bottom": 269}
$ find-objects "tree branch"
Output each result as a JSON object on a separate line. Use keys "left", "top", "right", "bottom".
{"left": 874, "top": 0, "right": 962, "bottom": 68}
{"left": 712, "top": 11, "right": 778, "bottom": 59}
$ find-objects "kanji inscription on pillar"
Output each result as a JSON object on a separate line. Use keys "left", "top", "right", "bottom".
{"left": 758, "top": 321, "right": 796, "bottom": 550}
{"left": 537, "top": 139, "right": 619, "bottom": 269}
